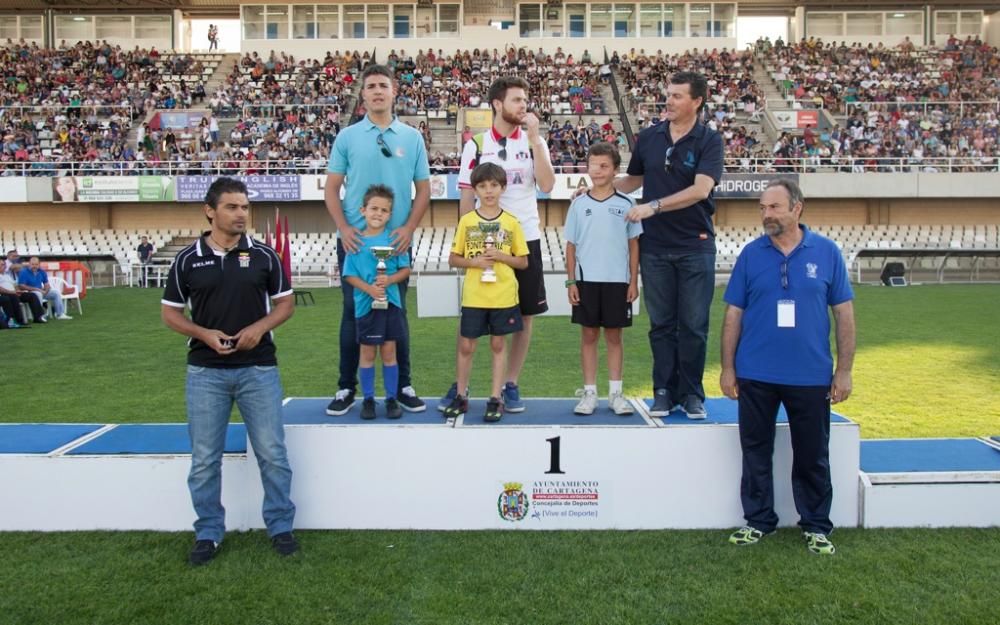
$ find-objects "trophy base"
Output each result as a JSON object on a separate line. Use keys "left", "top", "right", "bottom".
{"left": 372, "top": 301, "right": 389, "bottom": 310}
{"left": 480, "top": 275, "right": 497, "bottom": 283}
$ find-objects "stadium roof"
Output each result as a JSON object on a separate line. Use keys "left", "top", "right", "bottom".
{"left": 0, "top": 0, "right": 997, "bottom": 16}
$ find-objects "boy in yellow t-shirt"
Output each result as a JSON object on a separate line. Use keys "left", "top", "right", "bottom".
{"left": 443, "top": 163, "right": 529, "bottom": 422}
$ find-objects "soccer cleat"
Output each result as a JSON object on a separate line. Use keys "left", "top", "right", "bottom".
{"left": 385, "top": 397, "right": 403, "bottom": 419}
{"left": 729, "top": 526, "right": 770, "bottom": 546}
{"left": 397, "top": 385, "right": 426, "bottom": 412}
{"left": 188, "top": 539, "right": 219, "bottom": 566}
{"left": 484, "top": 396, "right": 503, "bottom": 422}
{"left": 502, "top": 382, "right": 525, "bottom": 413}
{"left": 609, "top": 391, "right": 634, "bottom": 415}
{"left": 573, "top": 388, "right": 598, "bottom": 415}
{"left": 648, "top": 389, "right": 674, "bottom": 417}
{"left": 803, "top": 532, "right": 836, "bottom": 555}
{"left": 682, "top": 396, "right": 707, "bottom": 420}
{"left": 325, "top": 389, "right": 356, "bottom": 416}
{"left": 437, "top": 383, "right": 469, "bottom": 412}
{"left": 271, "top": 532, "right": 300, "bottom": 556}
{"left": 443, "top": 394, "right": 468, "bottom": 419}
{"left": 56, "top": 314, "right": 72, "bottom": 320}
{"left": 360, "top": 398, "right": 377, "bottom": 420}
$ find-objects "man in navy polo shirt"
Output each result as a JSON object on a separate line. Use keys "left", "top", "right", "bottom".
{"left": 325, "top": 63, "right": 430, "bottom": 416}
{"left": 720, "top": 178, "right": 855, "bottom": 556}
{"left": 617, "top": 71, "right": 724, "bottom": 419}
{"left": 161, "top": 177, "right": 299, "bottom": 565}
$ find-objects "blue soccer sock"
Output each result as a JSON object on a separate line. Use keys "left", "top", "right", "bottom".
{"left": 383, "top": 364, "right": 399, "bottom": 399}
{"left": 360, "top": 366, "right": 376, "bottom": 400}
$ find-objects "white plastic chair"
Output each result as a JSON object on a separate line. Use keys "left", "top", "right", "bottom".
{"left": 49, "top": 276, "right": 82, "bottom": 315}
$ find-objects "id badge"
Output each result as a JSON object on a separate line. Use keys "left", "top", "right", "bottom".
{"left": 777, "top": 300, "right": 796, "bottom": 328}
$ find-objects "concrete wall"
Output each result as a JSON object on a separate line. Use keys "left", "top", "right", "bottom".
{"left": 986, "top": 11, "right": 1000, "bottom": 46}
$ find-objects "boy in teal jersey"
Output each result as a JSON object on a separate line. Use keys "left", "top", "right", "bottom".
{"left": 342, "top": 185, "right": 412, "bottom": 419}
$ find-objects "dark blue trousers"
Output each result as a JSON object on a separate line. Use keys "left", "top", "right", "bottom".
{"left": 337, "top": 242, "right": 412, "bottom": 393}
{"left": 737, "top": 379, "right": 833, "bottom": 534}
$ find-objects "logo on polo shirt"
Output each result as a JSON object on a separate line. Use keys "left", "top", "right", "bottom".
{"left": 239, "top": 252, "right": 251, "bottom": 269}
{"left": 806, "top": 263, "right": 818, "bottom": 279}
{"left": 192, "top": 260, "right": 216, "bottom": 269}
{"left": 683, "top": 151, "right": 697, "bottom": 168}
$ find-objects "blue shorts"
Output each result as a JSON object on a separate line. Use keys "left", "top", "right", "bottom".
{"left": 356, "top": 305, "right": 405, "bottom": 345}
{"left": 459, "top": 305, "right": 523, "bottom": 339}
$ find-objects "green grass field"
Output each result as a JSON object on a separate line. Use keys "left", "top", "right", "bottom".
{"left": 2, "top": 285, "right": 999, "bottom": 625}
{"left": 4, "top": 284, "right": 998, "bottom": 437}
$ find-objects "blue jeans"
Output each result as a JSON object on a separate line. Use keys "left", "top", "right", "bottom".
{"left": 337, "top": 242, "right": 412, "bottom": 392}
{"left": 186, "top": 365, "right": 295, "bottom": 542}
{"left": 640, "top": 251, "right": 715, "bottom": 401}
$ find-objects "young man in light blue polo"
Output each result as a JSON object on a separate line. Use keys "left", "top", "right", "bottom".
{"left": 324, "top": 63, "right": 431, "bottom": 416}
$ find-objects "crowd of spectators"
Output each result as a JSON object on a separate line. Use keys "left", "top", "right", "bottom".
{"left": 387, "top": 47, "right": 608, "bottom": 119}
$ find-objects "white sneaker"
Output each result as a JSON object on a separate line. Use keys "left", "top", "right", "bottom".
{"left": 573, "top": 388, "right": 598, "bottom": 415}
{"left": 56, "top": 314, "right": 73, "bottom": 320}
{"left": 609, "top": 392, "right": 634, "bottom": 415}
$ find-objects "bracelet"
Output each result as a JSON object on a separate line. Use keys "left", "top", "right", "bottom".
{"left": 564, "top": 279, "right": 577, "bottom": 287}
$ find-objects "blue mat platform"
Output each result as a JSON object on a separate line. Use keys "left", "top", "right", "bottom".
{"left": 861, "top": 438, "right": 1000, "bottom": 474}
{"left": 460, "top": 398, "right": 649, "bottom": 426}
{"left": 0, "top": 424, "right": 104, "bottom": 454}
{"left": 67, "top": 424, "right": 247, "bottom": 455}
{"left": 283, "top": 398, "right": 448, "bottom": 425}
{"left": 642, "top": 397, "right": 850, "bottom": 425}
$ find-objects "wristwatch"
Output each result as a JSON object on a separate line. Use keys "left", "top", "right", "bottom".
{"left": 650, "top": 198, "right": 662, "bottom": 214}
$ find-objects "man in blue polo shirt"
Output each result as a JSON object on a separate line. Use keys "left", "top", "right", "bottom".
{"left": 324, "top": 63, "right": 430, "bottom": 416}
{"left": 720, "top": 178, "right": 855, "bottom": 556}
{"left": 18, "top": 257, "right": 71, "bottom": 320}
{"left": 618, "top": 71, "right": 724, "bottom": 419}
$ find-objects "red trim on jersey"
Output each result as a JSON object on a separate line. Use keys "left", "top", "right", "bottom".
{"left": 491, "top": 126, "right": 522, "bottom": 142}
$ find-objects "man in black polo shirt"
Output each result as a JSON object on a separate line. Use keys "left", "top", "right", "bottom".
{"left": 620, "top": 71, "right": 724, "bottom": 419}
{"left": 161, "top": 177, "right": 298, "bottom": 565}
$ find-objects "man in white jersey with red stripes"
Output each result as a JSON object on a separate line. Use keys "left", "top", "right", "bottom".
{"left": 437, "top": 77, "right": 556, "bottom": 413}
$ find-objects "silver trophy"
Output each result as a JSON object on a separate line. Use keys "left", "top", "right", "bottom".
{"left": 479, "top": 221, "right": 503, "bottom": 283}
{"left": 370, "top": 246, "right": 394, "bottom": 309}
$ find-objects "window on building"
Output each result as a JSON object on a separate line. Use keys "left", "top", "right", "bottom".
{"left": 96, "top": 15, "right": 132, "bottom": 39}
{"left": 55, "top": 15, "right": 94, "bottom": 41}
{"left": 613, "top": 4, "right": 635, "bottom": 38}
{"left": 318, "top": 5, "right": 340, "bottom": 38}
{"left": 438, "top": 4, "right": 461, "bottom": 37}
{"left": 20, "top": 15, "right": 44, "bottom": 40}
{"left": 886, "top": 11, "right": 922, "bottom": 37}
{"left": 590, "top": 4, "right": 613, "bottom": 37}
{"left": 293, "top": 5, "right": 316, "bottom": 39}
{"left": 135, "top": 15, "right": 170, "bottom": 40}
{"left": 520, "top": 4, "right": 542, "bottom": 38}
{"left": 808, "top": 12, "right": 844, "bottom": 38}
{"left": 544, "top": 5, "right": 564, "bottom": 37}
{"left": 689, "top": 4, "right": 711, "bottom": 37}
{"left": 566, "top": 4, "right": 587, "bottom": 37}
{"left": 393, "top": 5, "right": 414, "bottom": 38}
{"left": 344, "top": 4, "right": 365, "bottom": 38}
{"left": 958, "top": 11, "right": 982, "bottom": 36}
{"left": 846, "top": 12, "right": 882, "bottom": 36}
{"left": 367, "top": 4, "right": 389, "bottom": 39}
{"left": 713, "top": 3, "right": 735, "bottom": 37}
{"left": 266, "top": 5, "right": 289, "bottom": 39}
{"left": 662, "top": 3, "right": 685, "bottom": 37}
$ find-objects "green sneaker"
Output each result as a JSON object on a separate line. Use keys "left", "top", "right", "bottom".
{"left": 803, "top": 531, "right": 836, "bottom": 555}
{"left": 729, "top": 526, "right": 769, "bottom": 546}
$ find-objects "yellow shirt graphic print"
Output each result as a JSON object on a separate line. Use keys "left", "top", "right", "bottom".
{"left": 452, "top": 210, "right": 529, "bottom": 309}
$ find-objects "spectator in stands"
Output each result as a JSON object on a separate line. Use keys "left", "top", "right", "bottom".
{"left": 325, "top": 63, "right": 430, "bottom": 416}
{"left": 161, "top": 177, "right": 298, "bottom": 565}
{"left": 721, "top": 178, "right": 855, "bottom": 556}
{"left": 611, "top": 71, "right": 723, "bottom": 419}
{"left": 18, "top": 256, "right": 71, "bottom": 320}
{"left": 4, "top": 250, "right": 21, "bottom": 272}
{"left": 442, "top": 76, "right": 556, "bottom": 413}
{"left": 0, "top": 263, "right": 43, "bottom": 327}
{"left": 137, "top": 235, "right": 155, "bottom": 288}
{"left": 208, "top": 24, "right": 219, "bottom": 51}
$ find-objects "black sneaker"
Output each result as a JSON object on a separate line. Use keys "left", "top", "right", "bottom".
{"left": 648, "top": 389, "right": 675, "bottom": 417}
{"left": 360, "top": 398, "right": 377, "bottom": 420}
{"left": 484, "top": 396, "right": 503, "bottom": 423}
{"left": 443, "top": 394, "right": 468, "bottom": 419}
{"left": 437, "top": 383, "right": 470, "bottom": 412}
{"left": 385, "top": 397, "right": 403, "bottom": 419}
{"left": 188, "top": 539, "right": 219, "bottom": 566}
{"left": 397, "top": 386, "right": 426, "bottom": 412}
{"left": 682, "top": 396, "right": 707, "bottom": 420}
{"left": 271, "top": 532, "right": 299, "bottom": 557}
{"left": 325, "top": 389, "right": 356, "bottom": 416}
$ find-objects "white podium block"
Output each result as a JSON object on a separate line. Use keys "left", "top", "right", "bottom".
{"left": 415, "top": 273, "right": 460, "bottom": 317}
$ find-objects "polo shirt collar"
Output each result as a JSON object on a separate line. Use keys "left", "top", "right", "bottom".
{"left": 491, "top": 125, "right": 522, "bottom": 141}
{"left": 362, "top": 114, "right": 403, "bottom": 134}
{"left": 196, "top": 232, "right": 253, "bottom": 256}
{"left": 658, "top": 120, "right": 707, "bottom": 144}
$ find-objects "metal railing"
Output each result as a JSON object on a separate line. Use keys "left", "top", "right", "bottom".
{"left": 845, "top": 100, "right": 1000, "bottom": 117}
{"left": 3, "top": 156, "right": 997, "bottom": 177}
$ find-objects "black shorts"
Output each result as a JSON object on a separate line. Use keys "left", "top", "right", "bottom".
{"left": 460, "top": 306, "right": 524, "bottom": 339}
{"left": 571, "top": 281, "right": 633, "bottom": 329}
{"left": 515, "top": 239, "right": 548, "bottom": 316}
{"left": 356, "top": 305, "right": 405, "bottom": 345}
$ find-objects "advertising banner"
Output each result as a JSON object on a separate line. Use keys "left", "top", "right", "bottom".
{"left": 51, "top": 176, "right": 174, "bottom": 202}
{"left": 177, "top": 175, "right": 301, "bottom": 202}
{"left": 797, "top": 110, "right": 820, "bottom": 128}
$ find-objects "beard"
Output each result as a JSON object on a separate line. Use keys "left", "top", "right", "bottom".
{"left": 500, "top": 107, "right": 523, "bottom": 126}
{"left": 763, "top": 221, "right": 783, "bottom": 236}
